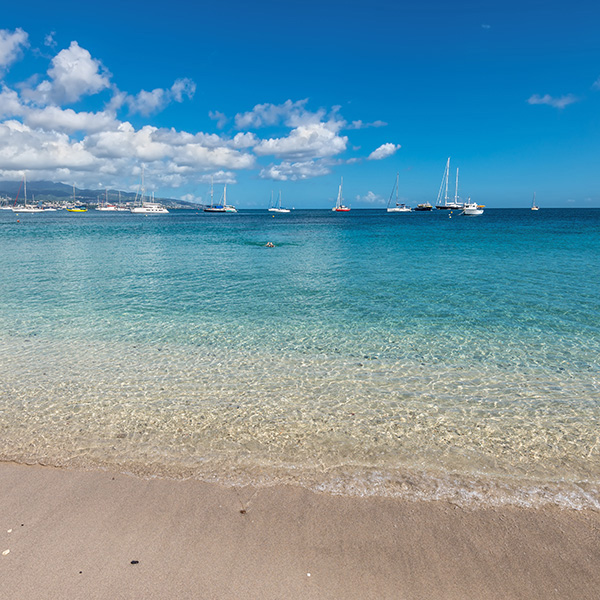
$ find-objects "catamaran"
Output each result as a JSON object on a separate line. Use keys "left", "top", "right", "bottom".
{"left": 387, "top": 172, "right": 411, "bottom": 212}
{"left": 332, "top": 177, "right": 350, "bottom": 212}
{"left": 436, "top": 157, "right": 463, "bottom": 210}
{"left": 12, "top": 173, "right": 44, "bottom": 213}
{"left": 268, "top": 190, "right": 291, "bottom": 213}
{"left": 531, "top": 192, "right": 539, "bottom": 211}
{"left": 130, "top": 168, "right": 169, "bottom": 214}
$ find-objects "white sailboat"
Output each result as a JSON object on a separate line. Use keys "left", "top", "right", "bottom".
{"left": 96, "top": 189, "right": 119, "bottom": 211}
{"left": 332, "top": 177, "right": 350, "bottom": 212}
{"left": 12, "top": 173, "right": 44, "bottom": 213}
{"left": 436, "top": 157, "right": 463, "bottom": 210}
{"left": 130, "top": 168, "right": 169, "bottom": 214}
{"left": 387, "top": 172, "right": 411, "bottom": 212}
{"left": 268, "top": 190, "right": 291, "bottom": 213}
{"left": 204, "top": 179, "right": 237, "bottom": 213}
{"left": 531, "top": 192, "right": 539, "bottom": 211}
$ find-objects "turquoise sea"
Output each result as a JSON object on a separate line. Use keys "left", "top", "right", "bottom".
{"left": 1, "top": 208, "right": 599, "bottom": 508}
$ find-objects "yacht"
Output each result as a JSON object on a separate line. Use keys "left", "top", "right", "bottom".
{"left": 387, "top": 173, "right": 411, "bottom": 212}
{"left": 332, "top": 177, "right": 350, "bottom": 212}
{"left": 436, "top": 158, "right": 464, "bottom": 210}
{"left": 130, "top": 170, "right": 169, "bottom": 214}
{"left": 461, "top": 199, "right": 484, "bottom": 216}
{"left": 268, "top": 191, "right": 291, "bottom": 213}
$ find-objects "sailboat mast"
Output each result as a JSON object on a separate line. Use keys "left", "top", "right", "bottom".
{"left": 444, "top": 157, "right": 449, "bottom": 203}
{"left": 24, "top": 172, "right": 27, "bottom": 205}
{"left": 224, "top": 185, "right": 227, "bottom": 207}
{"left": 396, "top": 172, "right": 399, "bottom": 204}
{"left": 454, "top": 168, "right": 459, "bottom": 203}
{"left": 211, "top": 176, "right": 214, "bottom": 207}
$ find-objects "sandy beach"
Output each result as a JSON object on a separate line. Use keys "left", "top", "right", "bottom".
{"left": 0, "top": 462, "right": 598, "bottom": 599}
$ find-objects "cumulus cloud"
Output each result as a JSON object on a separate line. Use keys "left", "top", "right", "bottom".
{"left": 259, "top": 159, "right": 331, "bottom": 181}
{"left": 22, "top": 41, "right": 111, "bottom": 105}
{"left": 0, "top": 119, "right": 97, "bottom": 171}
{"left": 125, "top": 78, "right": 196, "bottom": 115}
{"left": 25, "top": 106, "right": 119, "bottom": 134}
{"left": 254, "top": 123, "right": 348, "bottom": 160}
{"left": 0, "top": 28, "right": 29, "bottom": 75}
{"left": 527, "top": 94, "right": 578, "bottom": 109}
{"left": 368, "top": 143, "right": 401, "bottom": 160}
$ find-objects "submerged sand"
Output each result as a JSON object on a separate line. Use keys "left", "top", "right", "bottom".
{"left": 1, "top": 462, "right": 599, "bottom": 600}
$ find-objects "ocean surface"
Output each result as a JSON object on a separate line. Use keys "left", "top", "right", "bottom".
{"left": 1, "top": 207, "right": 599, "bottom": 509}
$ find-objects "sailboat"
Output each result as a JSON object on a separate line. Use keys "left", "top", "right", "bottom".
{"left": 531, "top": 192, "right": 539, "bottom": 211}
{"left": 386, "top": 172, "right": 411, "bottom": 212}
{"left": 96, "top": 189, "right": 119, "bottom": 211}
{"left": 436, "top": 157, "right": 463, "bottom": 210}
{"left": 130, "top": 168, "right": 169, "bottom": 214}
{"left": 12, "top": 173, "right": 44, "bottom": 213}
{"left": 66, "top": 185, "right": 87, "bottom": 212}
{"left": 204, "top": 179, "right": 237, "bottom": 213}
{"left": 332, "top": 177, "right": 350, "bottom": 212}
{"left": 268, "top": 190, "right": 291, "bottom": 213}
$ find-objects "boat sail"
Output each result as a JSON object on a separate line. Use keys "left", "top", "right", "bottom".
{"left": 268, "top": 190, "right": 290, "bottom": 213}
{"left": 332, "top": 177, "right": 350, "bottom": 212}
{"left": 204, "top": 178, "right": 237, "bottom": 213}
{"left": 531, "top": 192, "right": 539, "bottom": 211}
{"left": 130, "top": 168, "right": 168, "bottom": 214}
{"left": 96, "top": 189, "right": 119, "bottom": 211}
{"left": 12, "top": 173, "right": 44, "bottom": 213}
{"left": 386, "top": 172, "right": 411, "bottom": 212}
{"left": 66, "top": 184, "right": 87, "bottom": 212}
{"left": 436, "top": 157, "right": 463, "bottom": 210}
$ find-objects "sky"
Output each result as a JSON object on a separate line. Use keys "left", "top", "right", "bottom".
{"left": 0, "top": 0, "right": 599, "bottom": 208}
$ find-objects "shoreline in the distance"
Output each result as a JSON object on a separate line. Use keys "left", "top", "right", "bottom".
{"left": 1, "top": 461, "right": 599, "bottom": 600}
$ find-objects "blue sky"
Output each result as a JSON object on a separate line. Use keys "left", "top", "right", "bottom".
{"left": 1, "top": 0, "right": 599, "bottom": 207}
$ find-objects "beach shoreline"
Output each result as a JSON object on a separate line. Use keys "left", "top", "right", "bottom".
{"left": 1, "top": 462, "right": 598, "bottom": 599}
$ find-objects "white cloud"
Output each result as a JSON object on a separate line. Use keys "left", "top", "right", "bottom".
{"left": 527, "top": 94, "right": 578, "bottom": 109}
{"left": 593, "top": 78, "right": 600, "bottom": 90}
{"left": 356, "top": 191, "right": 385, "bottom": 205}
{"left": 346, "top": 119, "right": 387, "bottom": 129}
{"left": 235, "top": 99, "right": 313, "bottom": 129}
{"left": 0, "top": 85, "right": 26, "bottom": 118}
{"left": 44, "top": 31, "right": 57, "bottom": 48}
{"left": 368, "top": 143, "right": 401, "bottom": 160}
{"left": 0, "top": 28, "right": 29, "bottom": 75}
{"left": 0, "top": 120, "right": 97, "bottom": 171}
{"left": 25, "top": 106, "right": 119, "bottom": 134}
{"left": 209, "top": 110, "right": 228, "bottom": 129}
{"left": 254, "top": 123, "right": 348, "bottom": 159}
{"left": 126, "top": 78, "right": 196, "bottom": 115}
{"left": 259, "top": 159, "right": 331, "bottom": 181}
{"left": 23, "top": 41, "right": 111, "bottom": 105}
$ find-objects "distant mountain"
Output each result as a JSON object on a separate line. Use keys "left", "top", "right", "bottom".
{"left": 0, "top": 180, "right": 195, "bottom": 208}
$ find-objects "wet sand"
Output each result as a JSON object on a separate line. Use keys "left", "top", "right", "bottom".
{"left": 1, "top": 462, "right": 599, "bottom": 599}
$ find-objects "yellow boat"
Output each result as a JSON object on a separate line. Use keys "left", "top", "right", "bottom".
{"left": 66, "top": 206, "right": 87, "bottom": 212}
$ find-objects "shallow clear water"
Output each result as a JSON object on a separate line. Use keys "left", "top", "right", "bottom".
{"left": 1, "top": 208, "right": 599, "bottom": 508}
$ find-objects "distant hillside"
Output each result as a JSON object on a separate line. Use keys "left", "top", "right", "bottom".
{"left": 0, "top": 180, "right": 196, "bottom": 208}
